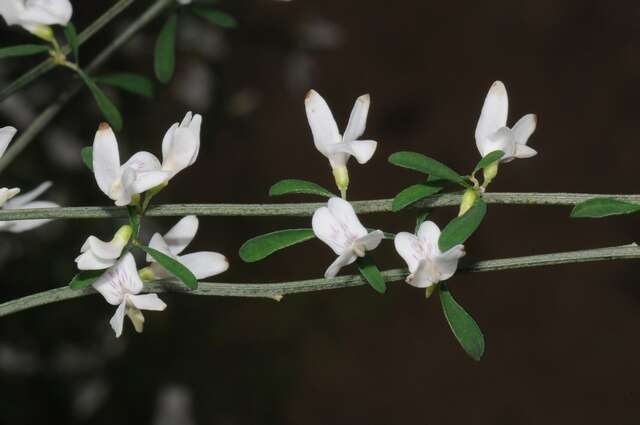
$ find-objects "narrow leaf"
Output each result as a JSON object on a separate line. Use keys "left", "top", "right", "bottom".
{"left": 356, "top": 255, "right": 386, "bottom": 294}
{"left": 154, "top": 14, "right": 178, "bottom": 84}
{"left": 438, "top": 199, "right": 487, "bottom": 252}
{"left": 269, "top": 179, "right": 335, "bottom": 198}
{"left": 192, "top": 8, "right": 237, "bottom": 28}
{"left": 138, "top": 245, "right": 198, "bottom": 290}
{"left": 63, "top": 23, "right": 79, "bottom": 63}
{"left": 127, "top": 206, "right": 141, "bottom": 240}
{"left": 439, "top": 283, "right": 485, "bottom": 361}
{"left": 239, "top": 229, "right": 315, "bottom": 262}
{"left": 0, "top": 44, "right": 49, "bottom": 59}
{"left": 388, "top": 151, "right": 469, "bottom": 187}
{"left": 95, "top": 73, "right": 154, "bottom": 98}
{"left": 392, "top": 183, "right": 442, "bottom": 212}
{"left": 473, "top": 150, "right": 504, "bottom": 173}
{"left": 77, "top": 70, "right": 123, "bottom": 130}
{"left": 571, "top": 198, "right": 640, "bottom": 218}
{"left": 69, "top": 270, "right": 104, "bottom": 290}
{"left": 81, "top": 146, "right": 93, "bottom": 171}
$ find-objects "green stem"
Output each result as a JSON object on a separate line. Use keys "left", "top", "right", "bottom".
{"left": 0, "top": 0, "right": 175, "bottom": 173}
{"left": 0, "top": 0, "right": 136, "bottom": 102}
{"left": 1, "top": 243, "right": 637, "bottom": 318}
{"left": 0, "top": 192, "right": 637, "bottom": 221}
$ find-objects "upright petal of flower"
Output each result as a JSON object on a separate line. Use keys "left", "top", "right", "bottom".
{"left": 20, "top": 0, "right": 72, "bottom": 26}
{"left": 394, "top": 232, "right": 423, "bottom": 274}
{"left": 312, "top": 206, "right": 351, "bottom": 254}
{"left": 162, "top": 215, "right": 198, "bottom": 255}
{"left": 511, "top": 114, "right": 538, "bottom": 159}
{"left": 417, "top": 221, "right": 442, "bottom": 255}
{"left": 326, "top": 197, "right": 368, "bottom": 238}
{"left": 176, "top": 252, "right": 229, "bottom": 280}
{"left": 184, "top": 113, "right": 202, "bottom": 163}
{"left": 92, "top": 123, "right": 121, "bottom": 197}
{"left": 0, "top": 126, "right": 17, "bottom": 159}
{"left": 161, "top": 127, "right": 198, "bottom": 176}
{"left": 475, "top": 81, "right": 509, "bottom": 156}
{"left": 92, "top": 253, "right": 140, "bottom": 306}
{"left": 305, "top": 90, "right": 341, "bottom": 156}
{"left": 342, "top": 94, "right": 370, "bottom": 143}
{"left": 0, "top": 1, "right": 24, "bottom": 26}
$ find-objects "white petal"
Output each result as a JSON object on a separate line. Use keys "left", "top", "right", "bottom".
{"left": 342, "top": 94, "right": 370, "bottom": 143}
{"left": 93, "top": 253, "right": 143, "bottom": 303}
{"left": 329, "top": 139, "right": 377, "bottom": 165}
{"left": 161, "top": 123, "right": 179, "bottom": 161}
{"left": 128, "top": 293, "right": 167, "bottom": 311}
{"left": 475, "top": 81, "right": 508, "bottom": 154}
{"left": 0, "top": 126, "right": 17, "bottom": 159}
{"left": 92, "top": 269, "right": 123, "bottom": 306}
{"left": 326, "top": 197, "right": 368, "bottom": 238}
{"left": 119, "top": 252, "right": 144, "bottom": 294}
{"left": 186, "top": 113, "right": 202, "bottom": 163}
{"left": 4, "top": 181, "right": 51, "bottom": 208}
{"left": 84, "top": 235, "right": 124, "bottom": 259}
{"left": 312, "top": 206, "right": 349, "bottom": 254}
{"left": 161, "top": 127, "right": 198, "bottom": 176}
{"left": 163, "top": 215, "right": 198, "bottom": 255}
{"left": 0, "top": 1, "right": 23, "bottom": 25}
{"left": 129, "top": 170, "right": 171, "bottom": 194}
{"left": 324, "top": 250, "right": 357, "bottom": 278}
{"left": 93, "top": 124, "right": 121, "bottom": 197}
{"left": 417, "top": 220, "right": 441, "bottom": 255}
{"left": 304, "top": 90, "right": 340, "bottom": 154}
{"left": 434, "top": 244, "right": 466, "bottom": 281}
{"left": 147, "top": 233, "right": 173, "bottom": 262}
{"left": 20, "top": 0, "right": 72, "bottom": 26}
{"left": 355, "top": 230, "right": 383, "bottom": 252}
{"left": 0, "top": 187, "right": 20, "bottom": 207}
{"left": 75, "top": 250, "right": 116, "bottom": 270}
{"left": 109, "top": 302, "right": 127, "bottom": 338}
{"left": 480, "top": 127, "right": 516, "bottom": 159}
{"left": 514, "top": 144, "right": 537, "bottom": 159}
{"left": 406, "top": 260, "right": 435, "bottom": 288}
{"left": 122, "top": 151, "right": 162, "bottom": 172}
{"left": 511, "top": 114, "right": 537, "bottom": 146}
{"left": 177, "top": 252, "right": 229, "bottom": 279}
{"left": 394, "top": 232, "right": 423, "bottom": 273}
{"left": 2, "top": 200, "right": 58, "bottom": 233}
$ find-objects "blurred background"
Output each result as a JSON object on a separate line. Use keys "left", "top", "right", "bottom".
{"left": 1, "top": 0, "right": 640, "bottom": 423}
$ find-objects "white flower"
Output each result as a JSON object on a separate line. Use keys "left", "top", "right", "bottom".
{"left": 0, "top": 127, "right": 20, "bottom": 207}
{"left": 0, "top": 181, "right": 59, "bottom": 233}
{"left": 312, "top": 197, "right": 383, "bottom": 278}
{"left": 304, "top": 90, "right": 377, "bottom": 195}
{"left": 475, "top": 81, "right": 537, "bottom": 162}
{"left": 146, "top": 215, "right": 229, "bottom": 280}
{"left": 0, "top": 0, "right": 72, "bottom": 33}
{"left": 92, "top": 123, "right": 170, "bottom": 206}
{"left": 75, "top": 225, "right": 132, "bottom": 270}
{"left": 394, "top": 221, "right": 465, "bottom": 291}
{"left": 93, "top": 253, "right": 167, "bottom": 338}
{"left": 159, "top": 112, "right": 201, "bottom": 179}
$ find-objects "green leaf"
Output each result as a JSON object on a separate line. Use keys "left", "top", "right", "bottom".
{"left": 192, "top": 8, "right": 237, "bottom": 28}
{"left": 81, "top": 146, "right": 93, "bottom": 171}
{"left": 473, "top": 150, "right": 504, "bottom": 173}
{"left": 356, "top": 255, "right": 386, "bottom": 294}
{"left": 438, "top": 199, "right": 487, "bottom": 252}
{"left": 0, "top": 44, "right": 49, "bottom": 59}
{"left": 269, "top": 179, "right": 335, "bottom": 198}
{"left": 138, "top": 245, "right": 198, "bottom": 290}
{"left": 77, "top": 70, "right": 123, "bottom": 131}
{"left": 392, "top": 183, "right": 442, "bottom": 212}
{"left": 127, "top": 206, "right": 141, "bottom": 240}
{"left": 95, "top": 73, "right": 154, "bottom": 98}
{"left": 415, "top": 209, "right": 430, "bottom": 234}
{"left": 388, "top": 151, "right": 469, "bottom": 187}
{"left": 63, "top": 23, "right": 79, "bottom": 64}
{"left": 69, "top": 270, "right": 104, "bottom": 290}
{"left": 154, "top": 14, "right": 178, "bottom": 84}
{"left": 571, "top": 198, "right": 640, "bottom": 218}
{"left": 239, "top": 229, "right": 315, "bottom": 262}
{"left": 439, "top": 283, "right": 485, "bottom": 361}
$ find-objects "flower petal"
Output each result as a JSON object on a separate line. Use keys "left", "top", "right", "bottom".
{"left": 434, "top": 244, "right": 466, "bottom": 281}
{"left": 355, "top": 230, "right": 384, "bottom": 251}
{"left": 130, "top": 170, "right": 171, "bottom": 194}
{"left": 147, "top": 232, "right": 173, "bottom": 262}
{"left": 511, "top": 114, "right": 537, "bottom": 146}
{"left": 75, "top": 250, "right": 116, "bottom": 270}
{"left": 475, "top": 81, "right": 508, "bottom": 154}
{"left": 109, "top": 301, "right": 127, "bottom": 338}
{"left": 119, "top": 252, "right": 144, "bottom": 294}
{"left": 417, "top": 220, "right": 441, "bottom": 256}
{"left": 85, "top": 235, "right": 124, "bottom": 259}
{"left": 5, "top": 181, "right": 51, "bottom": 208}
{"left": 0, "top": 126, "right": 17, "bottom": 159}
{"left": 92, "top": 269, "right": 123, "bottom": 306}
{"left": 177, "top": 251, "right": 229, "bottom": 279}
{"left": 163, "top": 215, "right": 198, "bottom": 255}
{"left": 343, "top": 94, "right": 370, "bottom": 143}
{"left": 185, "top": 113, "right": 202, "bottom": 163}
{"left": 161, "top": 127, "right": 198, "bottom": 176}
{"left": 325, "top": 250, "right": 357, "bottom": 278}
{"left": 20, "top": 0, "right": 73, "bottom": 26}
{"left": 161, "top": 123, "right": 178, "bottom": 161}
{"left": 394, "top": 232, "right": 423, "bottom": 273}
{"left": 122, "top": 151, "right": 162, "bottom": 172}
{"left": 480, "top": 127, "right": 516, "bottom": 158}
{"left": 329, "top": 139, "right": 378, "bottom": 165}
{"left": 514, "top": 144, "right": 537, "bottom": 159}
{"left": 2, "top": 200, "right": 58, "bottom": 233}
{"left": 0, "top": 187, "right": 20, "bottom": 207}
{"left": 326, "top": 197, "right": 367, "bottom": 238}
{"left": 312, "top": 206, "right": 349, "bottom": 254}
{"left": 93, "top": 123, "right": 121, "bottom": 197}
{"left": 128, "top": 293, "right": 167, "bottom": 311}
{"left": 304, "top": 90, "right": 340, "bottom": 154}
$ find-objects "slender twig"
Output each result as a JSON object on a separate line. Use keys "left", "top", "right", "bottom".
{"left": 1, "top": 243, "right": 638, "bottom": 318}
{"left": 0, "top": 0, "right": 175, "bottom": 173}
{"left": 0, "top": 0, "right": 136, "bottom": 102}
{"left": 0, "top": 192, "right": 636, "bottom": 221}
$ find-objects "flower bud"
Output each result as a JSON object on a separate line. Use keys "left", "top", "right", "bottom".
{"left": 482, "top": 161, "right": 499, "bottom": 188}
{"left": 425, "top": 284, "right": 438, "bottom": 299}
{"left": 30, "top": 25, "right": 54, "bottom": 42}
{"left": 113, "top": 224, "right": 133, "bottom": 247}
{"left": 332, "top": 165, "right": 349, "bottom": 199}
{"left": 138, "top": 266, "right": 155, "bottom": 282}
{"left": 458, "top": 188, "right": 478, "bottom": 216}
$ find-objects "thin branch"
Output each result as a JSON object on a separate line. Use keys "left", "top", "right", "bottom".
{"left": 0, "top": 192, "right": 636, "bottom": 221}
{"left": 1, "top": 243, "right": 638, "bottom": 318}
{"left": 0, "top": 0, "right": 175, "bottom": 173}
{"left": 0, "top": 0, "right": 136, "bottom": 102}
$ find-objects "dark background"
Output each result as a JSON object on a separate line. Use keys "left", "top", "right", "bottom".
{"left": 1, "top": 0, "right": 639, "bottom": 423}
